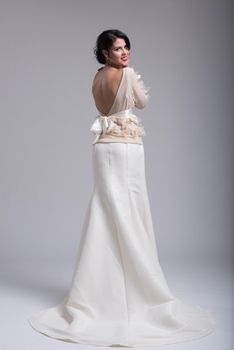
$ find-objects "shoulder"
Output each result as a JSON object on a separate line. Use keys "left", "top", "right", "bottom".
{"left": 106, "top": 67, "right": 123, "bottom": 79}
{"left": 124, "top": 66, "right": 140, "bottom": 80}
{"left": 94, "top": 66, "right": 123, "bottom": 81}
{"left": 124, "top": 66, "right": 134, "bottom": 75}
{"left": 125, "top": 67, "right": 148, "bottom": 88}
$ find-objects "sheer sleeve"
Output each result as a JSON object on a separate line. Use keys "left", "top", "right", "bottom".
{"left": 130, "top": 67, "right": 150, "bottom": 109}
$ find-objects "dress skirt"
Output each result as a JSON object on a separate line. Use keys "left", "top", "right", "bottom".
{"left": 28, "top": 142, "right": 216, "bottom": 347}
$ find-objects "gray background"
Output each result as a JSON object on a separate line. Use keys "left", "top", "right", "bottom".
{"left": 0, "top": 1, "right": 233, "bottom": 349}
{"left": 1, "top": 0, "right": 233, "bottom": 262}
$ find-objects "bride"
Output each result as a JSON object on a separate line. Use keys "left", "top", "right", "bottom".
{"left": 28, "top": 29, "right": 216, "bottom": 346}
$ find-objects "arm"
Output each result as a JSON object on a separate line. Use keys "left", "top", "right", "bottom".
{"left": 130, "top": 68, "right": 150, "bottom": 109}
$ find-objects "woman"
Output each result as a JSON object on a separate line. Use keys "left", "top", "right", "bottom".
{"left": 28, "top": 29, "right": 216, "bottom": 346}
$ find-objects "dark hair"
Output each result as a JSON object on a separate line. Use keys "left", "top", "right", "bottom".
{"left": 94, "top": 29, "right": 131, "bottom": 64}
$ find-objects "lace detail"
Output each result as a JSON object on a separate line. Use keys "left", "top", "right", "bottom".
{"left": 90, "top": 112, "right": 146, "bottom": 144}
{"left": 100, "top": 115, "right": 146, "bottom": 138}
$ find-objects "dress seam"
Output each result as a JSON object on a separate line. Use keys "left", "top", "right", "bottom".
{"left": 107, "top": 144, "right": 129, "bottom": 342}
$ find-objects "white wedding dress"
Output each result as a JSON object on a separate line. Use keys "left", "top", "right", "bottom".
{"left": 28, "top": 66, "right": 216, "bottom": 346}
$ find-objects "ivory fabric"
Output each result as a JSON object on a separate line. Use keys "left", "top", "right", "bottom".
{"left": 28, "top": 67, "right": 216, "bottom": 346}
{"left": 90, "top": 108, "right": 145, "bottom": 145}
{"left": 90, "top": 66, "right": 150, "bottom": 144}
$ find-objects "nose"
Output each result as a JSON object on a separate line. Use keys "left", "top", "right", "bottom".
{"left": 122, "top": 48, "right": 128, "bottom": 56}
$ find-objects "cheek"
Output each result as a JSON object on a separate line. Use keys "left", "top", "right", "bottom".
{"left": 112, "top": 51, "right": 121, "bottom": 60}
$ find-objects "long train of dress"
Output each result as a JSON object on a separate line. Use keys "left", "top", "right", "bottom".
{"left": 28, "top": 142, "right": 216, "bottom": 346}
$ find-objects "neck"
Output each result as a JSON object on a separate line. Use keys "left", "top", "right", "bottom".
{"left": 105, "top": 62, "right": 124, "bottom": 69}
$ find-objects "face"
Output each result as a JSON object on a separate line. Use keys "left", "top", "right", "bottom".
{"left": 102, "top": 37, "right": 130, "bottom": 68}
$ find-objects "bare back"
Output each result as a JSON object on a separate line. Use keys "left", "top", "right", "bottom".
{"left": 92, "top": 67, "right": 124, "bottom": 115}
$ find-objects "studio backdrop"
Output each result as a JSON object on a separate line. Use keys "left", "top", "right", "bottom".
{"left": 0, "top": 0, "right": 233, "bottom": 265}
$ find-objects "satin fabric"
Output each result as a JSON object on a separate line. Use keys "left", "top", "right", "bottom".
{"left": 28, "top": 142, "right": 216, "bottom": 346}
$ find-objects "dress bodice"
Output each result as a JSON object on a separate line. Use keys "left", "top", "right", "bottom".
{"left": 90, "top": 67, "right": 150, "bottom": 144}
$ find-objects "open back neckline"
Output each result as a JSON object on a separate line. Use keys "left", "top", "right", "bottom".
{"left": 98, "top": 67, "right": 126, "bottom": 116}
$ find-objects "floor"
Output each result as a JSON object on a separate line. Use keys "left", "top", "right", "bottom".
{"left": 1, "top": 257, "right": 233, "bottom": 350}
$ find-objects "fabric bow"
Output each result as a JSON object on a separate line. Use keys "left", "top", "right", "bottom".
{"left": 90, "top": 116, "right": 116, "bottom": 144}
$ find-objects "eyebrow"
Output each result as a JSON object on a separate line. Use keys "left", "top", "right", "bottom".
{"left": 114, "top": 45, "right": 127, "bottom": 49}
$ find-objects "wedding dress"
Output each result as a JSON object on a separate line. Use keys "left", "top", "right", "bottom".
{"left": 28, "top": 66, "right": 216, "bottom": 346}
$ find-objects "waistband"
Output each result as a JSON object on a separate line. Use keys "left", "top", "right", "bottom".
{"left": 99, "top": 108, "right": 133, "bottom": 118}
{"left": 90, "top": 109, "right": 134, "bottom": 145}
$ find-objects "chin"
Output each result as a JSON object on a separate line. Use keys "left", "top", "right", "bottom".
{"left": 122, "top": 61, "right": 129, "bottom": 66}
